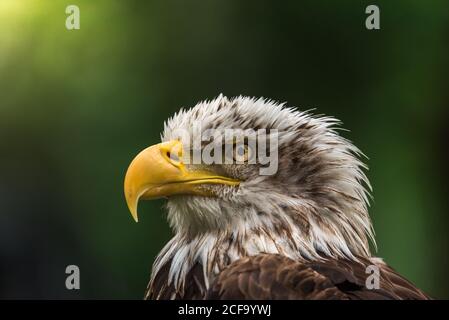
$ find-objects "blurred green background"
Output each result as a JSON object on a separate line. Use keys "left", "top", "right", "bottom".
{"left": 0, "top": 0, "right": 448, "bottom": 299}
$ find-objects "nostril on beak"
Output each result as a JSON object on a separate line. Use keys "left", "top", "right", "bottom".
{"left": 166, "top": 150, "right": 181, "bottom": 165}
{"left": 160, "top": 140, "right": 184, "bottom": 167}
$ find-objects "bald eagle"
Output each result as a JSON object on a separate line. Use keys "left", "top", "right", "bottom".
{"left": 124, "top": 95, "right": 430, "bottom": 300}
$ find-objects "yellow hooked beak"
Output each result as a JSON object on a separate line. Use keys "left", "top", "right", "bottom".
{"left": 124, "top": 140, "right": 240, "bottom": 222}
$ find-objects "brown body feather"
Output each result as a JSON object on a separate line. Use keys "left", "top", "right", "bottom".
{"left": 146, "top": 254, "right": 430, "bottom": 300}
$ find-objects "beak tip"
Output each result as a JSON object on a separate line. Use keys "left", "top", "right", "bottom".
{"left": 125, "top": 192, "right": 140, "bottom": 223}
{"left": 128, "top": 204, "right": 139, "bottom": 223}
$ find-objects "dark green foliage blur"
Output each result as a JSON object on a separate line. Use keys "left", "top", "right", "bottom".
{"left": 0, "top": 0, "right": 448, "bottom": 298}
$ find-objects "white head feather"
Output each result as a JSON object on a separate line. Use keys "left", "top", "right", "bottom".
{"left": 149, "top": 95, "right": 374, "bottom": 298}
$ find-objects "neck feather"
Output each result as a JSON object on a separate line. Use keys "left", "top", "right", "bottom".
{"left": 150, "top": 199, "right": 373, "bottom": 296}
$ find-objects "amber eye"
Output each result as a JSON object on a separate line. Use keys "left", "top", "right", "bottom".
{"left": 233, "top": 142, "right": 251, "bottom": 163}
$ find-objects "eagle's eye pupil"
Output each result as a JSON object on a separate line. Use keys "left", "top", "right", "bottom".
{"left": 233, "top": 143, "right": 250, "bottom": 163}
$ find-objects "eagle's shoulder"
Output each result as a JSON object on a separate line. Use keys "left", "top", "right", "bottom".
{"left": 145, "top": 253, "right": 431, "bottom": 300}
{"left": 206, "top": 254, "right": 431, "bottom": 300}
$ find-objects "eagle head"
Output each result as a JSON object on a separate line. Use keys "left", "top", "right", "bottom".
{"left": 124, "top": 95, "right": 375, "bottom": 295}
